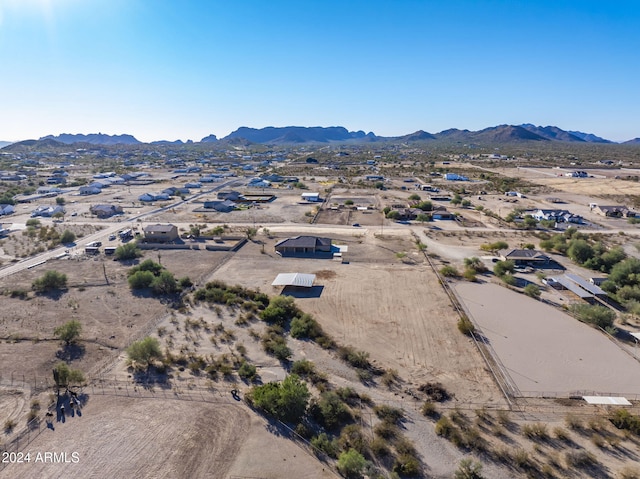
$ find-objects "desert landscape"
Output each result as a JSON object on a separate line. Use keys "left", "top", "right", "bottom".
{"left": 2, "top": 139, "right": 640, "bottom": 479}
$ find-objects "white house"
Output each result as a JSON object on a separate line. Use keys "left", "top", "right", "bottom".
{"left": 301, "top": 192, "right": 321, "bottom": 202}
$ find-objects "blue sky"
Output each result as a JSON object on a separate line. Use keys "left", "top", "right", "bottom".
{"left": 1, "top": 0, "right": 639, "bottom": 142}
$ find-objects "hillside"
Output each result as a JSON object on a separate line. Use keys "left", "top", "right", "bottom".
{"left": 41, "top": 133, "right": 141, "bottom": 145}
{"left": 223, "top": 126, "right": 374, "bottom": 144}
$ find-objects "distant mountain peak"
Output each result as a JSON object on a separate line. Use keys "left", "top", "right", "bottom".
{"left": 40, "top": 133, "right": 140, "bottom": 145}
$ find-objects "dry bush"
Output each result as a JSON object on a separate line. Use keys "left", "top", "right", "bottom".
{"left": 553, "top": 426, "right": 571, "bottom": 442}
{"left": 512, "top": 448, "right": 531, "bottom": 469}
{"left": 565, "top": 413, "right": 583, "bottom": 431}
{"left": 522, "top": 422, "right": 549, "bottom": 441}
{"left": 421, "top": 401, "right": 439, "bottom": 419}
{"left": 619, "top": 466, "right": 640, "bottom": 479}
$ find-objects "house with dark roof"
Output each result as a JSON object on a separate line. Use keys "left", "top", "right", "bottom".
{"left": 143, "top": 224, "right": 179, "bottom": 242}
{"left": 0, "top": 204, "right": 15, "bottom": 216}
{"left": 275, "top": 236, "right": 332, "bottom": 256}
{"left": 592, "top": 205, "right": 636, "bottom": 218}
{"left": 217, "top": 190, "right": 242, "bottom": 201}
{"left": 501, "top": 249, "right": 550, "bottom": 265}
{"left": 203, "top": 200, "right": 236, "bottom": 212}
{"left": 90, "top": 204, "right": 123, "bottom": 218}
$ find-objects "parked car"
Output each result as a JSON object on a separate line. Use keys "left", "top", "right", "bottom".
{"left": 352, "top": 223, "right": 361, "bottom": 227}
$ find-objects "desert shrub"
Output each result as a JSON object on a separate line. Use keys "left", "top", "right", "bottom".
{"left": 619, "top": 466, "right": 640, "bottom": 479}
{"left": 512, "top": 448, "right": 531, "bottom": 469}
{"left": 381, "top": 368, "right": 399, "bottom": 388}
{"left": 238, "top": 361, "right": 257, "bottom": 382}
{"left": 565, "top": 450, "right": 598, "bottom": 469}
{"left": 610, "top": 409, "right": 640, "bottom": 435}
{"left": 290, "top": 313, "right": 323, "bottom": 339}
{"left": 454, "top": 458, "right": 484, "bottom": 479}
{"left": 457, "top": 315, "right": 475, "bottom": 336}
{"left": 128, "top": 270, "right": 155, "bottom": 289}
{"left": 523, "top": 283, "right": 541, "bottom": 298}
{"left": 32, "top": 270, "right": 67, "bottom": 293}
{"left": 565, "top": 413, "right": 583, "bottom": 430}
{"left": 369, "top": 437, "right": 390, "bottom": 458}
{"left": 4, "top": 419, "right": 16, "bottom": 433}
{"left": 553, "top": 426, "right": 571, "bottom": 442}
{"left": 373, "top": 421, "right": 398, "bottom": 440}
{"left": 260, "top": 295, "right": 300, "bottom": 327}
{"left": 114, "top": 242, "right": 141, "bottom": 260}
{"left": 311, "top": 433, "right": 339, "bottom": 458}
{"left": 337, "top": 449, "right": 368, "bottom": 479}
{"left": 311, "top": 391, "right": 352, "bottom": 430}
{"left": 419, "top": 382, "right": 450, "bottom": 402}
{"left": 373, "top": 405, "right": 405, "bottom": 425}
{"left": 421, "top": 401, "right": 439, "bottom": 419}
{"left": 435, "top": 416, "right": 456, "bottom": 438}
{"left": 261, "top": 328, "right": 292, "bottom": 361}
{"left": 337, "top": 346, "right": 371, "bottom": 369}
{"left": 522, "top": 422, "right": 549, "bottom": 441}
{"left": 393, "top": 454, "right": 421, "bottom": 477}
{"left": 440, "top": 265, "right": 459, "bottom": 278}
{"left": 338, "top": 424, "right": 367, "bottom": 455}
{"left": 250, "top": 374, "right": 309, "bottom": 424}
{"left": 570, "top": 303, "right": 615, "bottom": 328}
{"left": 60, "top": 230, "right": 75, "bottom": 244}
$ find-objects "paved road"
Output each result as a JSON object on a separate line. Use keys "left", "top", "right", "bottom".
{"left": 0, "top": 179, "right": 241, "bottom": 280}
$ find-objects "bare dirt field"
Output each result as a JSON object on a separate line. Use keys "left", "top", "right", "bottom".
{"left": 0, "top": 249, "right": 232, "bottom": 380}
{"left": 455, "top": 282, "right": 640, "bottom": 397}
{"left": 211, "top": 233, "right": 504, "bottom": 405}
{"left": 1, "top": 395, "right": 332, "bottom": 479}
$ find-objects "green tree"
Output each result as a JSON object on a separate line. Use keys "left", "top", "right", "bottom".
{"left": 55, "top": 196, "right": 66, "bottom": 205}
{"left": 337, "top": 449, "right": 367, "bottom": 479}
{"left": 493, "top": 260, "right": 515, "bottom": 277}
{"left": 480, "top": 241, "right": 508, "bottom": 254}
{"left": 313, "top": 391, "right": 351, "bottom": 430}
{"left": 417, "top": 201, "right": 433, "bottom": 211}
{"left": 127, "top": 337, "right": 163, "bottom": 370}
{"left": 53, "top": 362, "right": 85, "bottom": 388}
{"left": 386, "top": 210, "right": 400, "bottom": 220}
{"left": 251, "top": 374, "right": 310, "bottom": 424}
{"left": 128, "top": 270, "right": 155, "bottom": 289}
{"left": 152, "top": 270, "right": 178, "bottom": 295}
{"left": 53, "top": 320, "right": 82, "bottom": 346}
{"left": 567, "top": 239, "right": 594, "bottom": 264}
{"left": 246, "top": 227, "right": 257, "bottom": 240}
{"left": 60, "top": 229, "right": 76, "bottom": 244}
{"left": 523, "top": 284, "right": 541, "bottom": 299}
{"left": 114, "top": 242, "right": 141, "bottom": 260}
{"left": 523, "top": 215, "right": 538, "bottom": 229}
{"left": 408, "top": 193, "right": 420, "bottom": 201}
{"left": 260, "top": 295, "right": 299, "bottom": 326}
{"left": 32, "top": 270, "right": 67, "bottom": 293}
{"left": 416, "top": 213, "right": 430, "bottom": 223}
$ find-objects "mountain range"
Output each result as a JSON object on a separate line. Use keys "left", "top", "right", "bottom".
{"left": 2, "top": 125, "right": 638, "bottom": 149}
